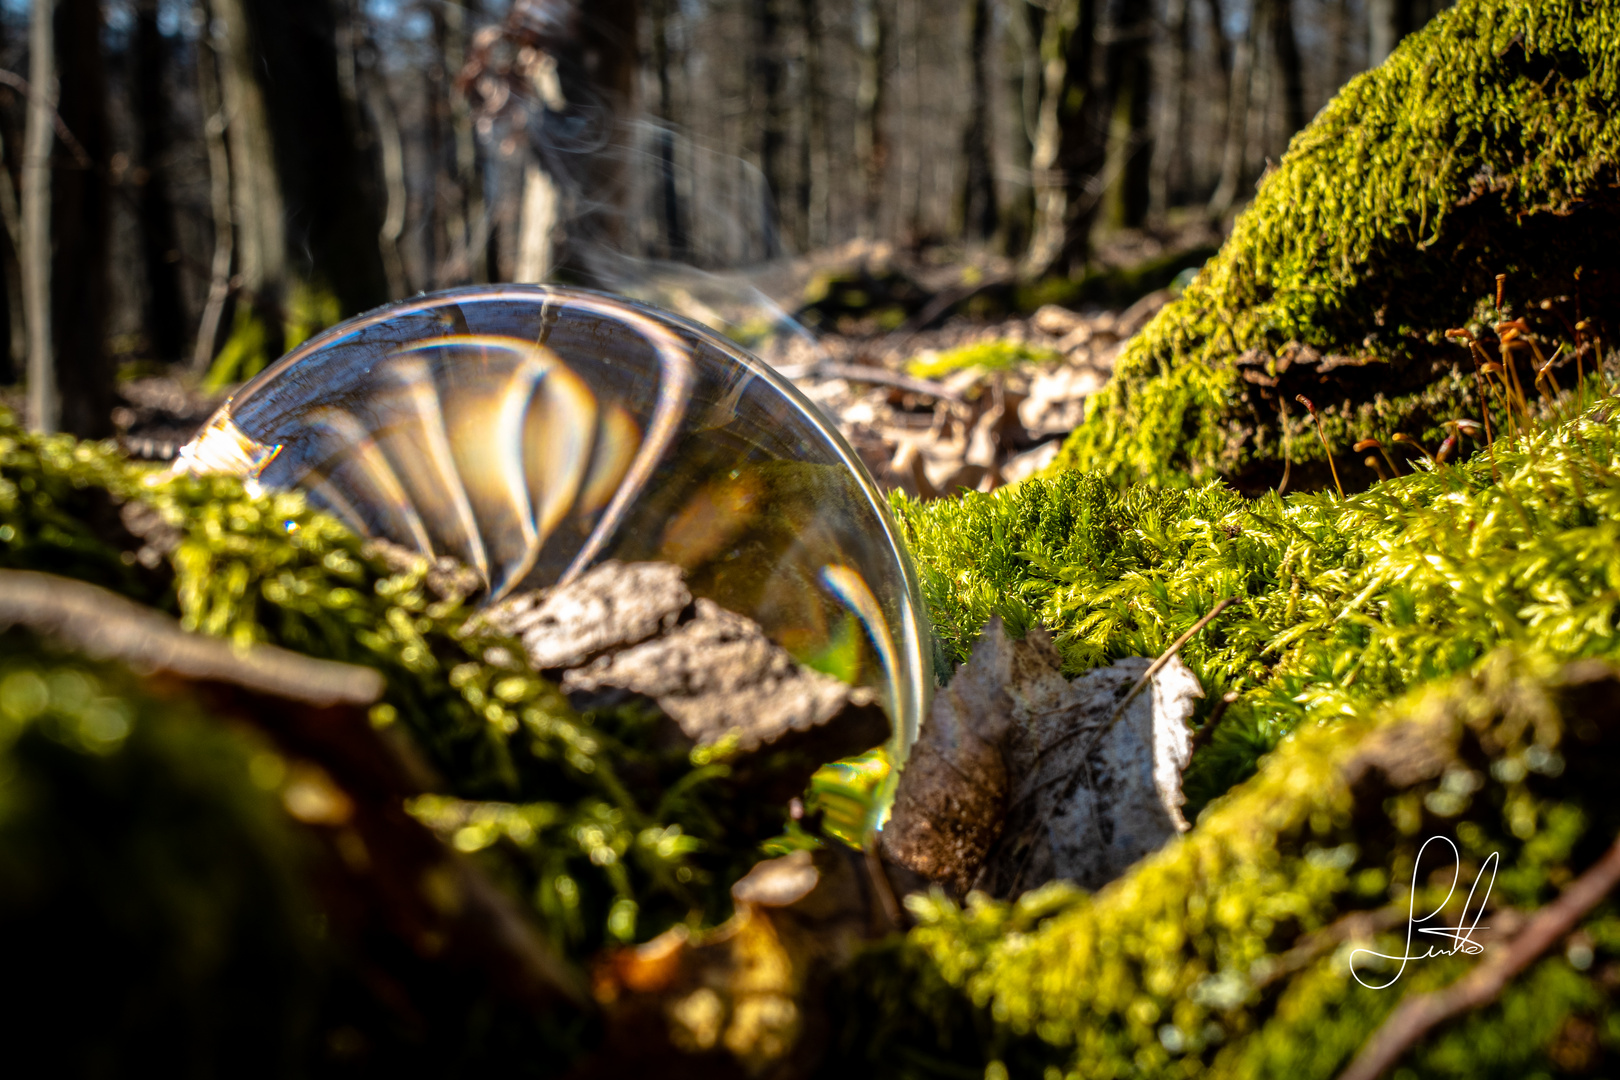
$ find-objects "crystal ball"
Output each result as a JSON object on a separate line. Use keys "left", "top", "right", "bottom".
{"left": 176, "top": 285, "right": 931, "bottom": 752}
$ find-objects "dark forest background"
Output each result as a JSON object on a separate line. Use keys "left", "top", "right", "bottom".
{"left": 0, "top": 0, "right": 1450, "bottom": 436}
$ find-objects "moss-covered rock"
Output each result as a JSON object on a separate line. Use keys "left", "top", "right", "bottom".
{"left": 1055, "top": 0, "right": 1620, "bottom": 491}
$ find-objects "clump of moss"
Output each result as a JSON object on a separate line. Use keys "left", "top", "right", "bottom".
{"left": 907, "top": 340, "right": 1062, "bottom": 379}
{"left": 897, "top": 394, "right": 1620, "bottom": 810}
{"left": 0, "top": 411, "right": 763, "bottom": 958}
{"left": 1055, "top": 0, "right": 1620, "bottom": 491}
{"left": 833, "top": 648, "right": 1620, "bottom": 1079}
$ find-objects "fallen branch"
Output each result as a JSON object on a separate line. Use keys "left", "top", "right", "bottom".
{"left": 1337, "top": 831, "right": 1620, "bottom": 1080}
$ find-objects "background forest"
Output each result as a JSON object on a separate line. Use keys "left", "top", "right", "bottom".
{"left": 0, "top": 0, "right": 1449, "bottom": 438}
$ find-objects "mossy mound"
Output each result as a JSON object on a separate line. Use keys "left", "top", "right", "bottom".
{"left": 897, "top": 393, "right": 1620, "bottom": 811}
{"left": 0, "top": 412, "right": 769, "bottom": 962}
{"left": 1055, "top": 0, "right": 1620, "bottom": 492}
{"left": 835, "top": 648, "right": 1620, "bottom": 1079}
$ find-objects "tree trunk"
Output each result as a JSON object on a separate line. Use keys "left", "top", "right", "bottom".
{"left": 25, "top": 0, "right": 110, "bottom": 438}
{"left": 798, "top": 0, "right": 828, "bottom": 251}
{"left": 853, "top": 0, "right": 887, "bottom": 239}
{"left": 1099, "top": 0, "right": 1153, "bottom": 233}
{"left": 1207, "top": 0, "right": 1260, "bottom": 219}
{"left": 650, "top": 0, "right": 689, "bottom": 260}
{"left": 955, "top": 0, "right": 997, "bottom": 242}
{"left": 444, "top": 0, "right": 489, "bottom": 284}
{"left": 998, "top": 0, "right": 1043, "bottom": 256}
{"left": 1272, "top": 0, "right": 1307, "bottom": 140}
{"left": 209, "top": 0, "right": 389, "bottom": 369}
{"left": 192, "top": 1, "right": 234, "bottom": 372}
{"left": 132, "top": 0, "right": 185, "bottom": 363}
{"left": 1023, "top": 0, "right": 1103, "bottom": 279}
{"left": 752, "top": 0, "right": 785, "bottom": 256}
{"left": 1148, "top": 0, "right": 1189, "bottom": 222}
{"left": 522, "top": 0, "right": 639, "bottom": 283}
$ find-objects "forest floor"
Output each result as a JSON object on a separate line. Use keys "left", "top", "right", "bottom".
{"left": 41, "top": 224, "right": 1223, "bottom": 498}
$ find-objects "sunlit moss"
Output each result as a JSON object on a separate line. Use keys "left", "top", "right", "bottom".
{"left": 1055, "top": 0, "right": 1620, "bottom": 489}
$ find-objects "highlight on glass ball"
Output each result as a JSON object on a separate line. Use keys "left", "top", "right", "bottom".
{"left": 174, "top": 285, "right": 931, "bottom": 752}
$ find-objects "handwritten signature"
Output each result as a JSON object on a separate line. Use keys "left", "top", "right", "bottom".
{"left": 1349, "top": 835, "right": 1500, "bottom": 990}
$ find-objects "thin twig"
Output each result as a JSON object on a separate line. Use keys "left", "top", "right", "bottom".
{"left": 1337, "top": 831, "right": 1620, "bottom": 1080}
{"left": 0, "top": 68, "right": 92, "bottom": 168}
{"left": 1104, "top": 598, "right": 1238, "bottom": 730}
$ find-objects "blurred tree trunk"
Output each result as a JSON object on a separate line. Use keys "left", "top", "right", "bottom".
{"left": 753, "top": 0, "right": 785, "bottom": 256}
{"left": 520, "top": 0, "right": 639, "bottom": 283}
{"left": 443, "top": 0, "right": 489, "bottom": 284}
{"left": 955, "top": 0, "right": 997, "bottom": 242}
{"left": 998, "top": 0, "right": 1043, "bottom": 256}
{"left": 1207, "top": 0, "right": 1260, "bottom": 219}
{"left": 853, "top": 0, "right": 887, "bottom": 239}
{"left": 192, "top": 3, "right": 234, "bottom": 372}
{"left": 650, "top": 0, "right": 689, "bottom": 260}
{"left": 798, "top": 0, "right": 828, "bottom": 250}
{"left": 24, "top": 0, "right": 110, "bottom": 437}
{"left": 1148, "top": 0, "right": 1189, "bottom": 222}
{"left": 133, "top": 0, "right": 186, "bottom": 362}
{"left": 1022, "top": 0, "right": 1103, "bottom": 278}
{"left": 1370, "top": 0, "right": 1449, "bottom": 66}
{"left": 1272, "top": 0, "right": 1306, "bottom": 140}
{"left": 0, "top": 14, "right": 23, "bottom": 384}
{"left": 209, "top": 0, "right": 388, "bottom": 367}
{"left": 1098, "top": 0, "right": 1153, "bottom": 233}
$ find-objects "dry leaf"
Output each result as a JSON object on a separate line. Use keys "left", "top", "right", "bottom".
{"left": 882, "top": 620, "right": 1202, "bottom": 898}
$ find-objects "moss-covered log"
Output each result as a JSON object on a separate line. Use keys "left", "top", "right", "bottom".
{"left": 832, "top": 650, "right": 1620, "bottom": 1079}
{"left": 1054, "top": 0, "right": 1620, "bottom": 492}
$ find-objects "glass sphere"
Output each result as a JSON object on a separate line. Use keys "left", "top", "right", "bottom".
{"left": 176, "top": 285, "right": 931, "bottom": 753}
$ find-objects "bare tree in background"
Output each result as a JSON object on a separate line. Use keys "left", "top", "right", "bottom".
{"left": 133, "top": 0, "right": 186, "bottom": 362}
{"left": 649, "top": 0, "right": 689, "bottom": 259}
{"left": 1149, "top": 0, "right": 1191, "bottom": 223}
{"left": 798, "top": 0, "right": 829, "bottom": 251}
{"left": 1272, "top": 0, "right": 1306, "bottom": 140}
{"left": 853, "top": 0, "right": 887, "bottom": 239}
{"left": 753, "top": 0, "right": 786, "bottom": 256}
{"left": 1024, "top": 0, "right": 1104, "bottom": 278}
{"left": 1207, "top": 0, "right": 1260, "bottom": 219}
{"left": 24, "top": 0, "right": 110, "bottom": 437}
{"left": 956, "top": 0, "right": 997, "bottom": 241}
{"left": 1099, "top": 0, "right": 1153, "bottom": 232}
{"left": 208, "top": 0, "right": 388, "bottom": 365}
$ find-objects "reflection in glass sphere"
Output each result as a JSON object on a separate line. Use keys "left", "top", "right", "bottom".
{"left": 175, "top": 285, "right": 930, "bottom": 755}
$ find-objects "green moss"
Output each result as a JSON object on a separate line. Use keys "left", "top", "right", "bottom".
{"left": 835, "top": 649, "right": 1620, "bottom": 1079}
{"left": 907, "top": 340, "right": 1063, "bottom": 379}
{"left": 0, "top": 411, "right": 763, "bottom": 958}
{"left": 1055, "top": 0, "right": 1620, "bottom": 490}
{"left": 898, "top": 395, "right": 1620, "bottom": 810}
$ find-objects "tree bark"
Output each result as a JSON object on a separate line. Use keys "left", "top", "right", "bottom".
{"left": 853, "top": 0, "right": 887, "bottom": 239}
{"left": 752, "top": 0, "right": 786, "bottom": 256}
{"left": 192, "top": 2, "right": 234, "bottom": 373}
{"left": 1148, "top": 0, "right": 1189, "bottom": 222}
{"left": 1272, "top": 0, "right": 1307, "bottom": 140}
{"left": 650, "top": 0, "right": 689, "bottom": 260}
{"left": 132, "top": 0, "right": 186, "bottom": 363}
{"left": 25, "top": 0, "right": 110, "bottom": 438}
{"left": 1207, "top": 0, "right": 1260, "bottom": 219}
{"left": 444, "top": 0, "right": 489, "bottom": 284}
{"left": 1099, "top": 0, "right": 1153, "bottom": 232}
{"left": 798, "top": 0, "right": 828, "bottom": 251}
{"left": 209, "top": 0, "right": 389, "bottom": 363}
{"left": 1023, "top": 0, "right": 1103, "bottom": 279}
{"left": 956, "top": 0, "right": 997, "bottom": 242}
